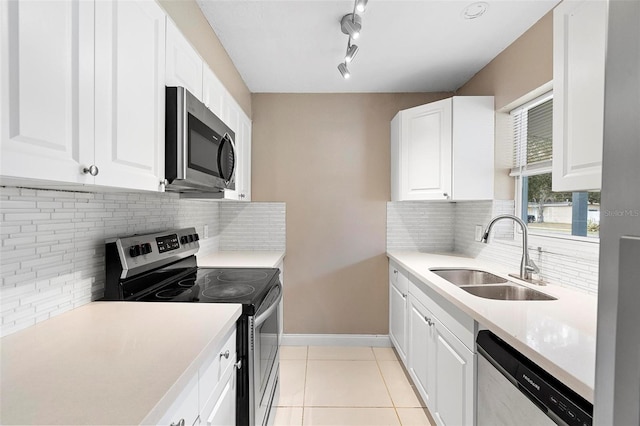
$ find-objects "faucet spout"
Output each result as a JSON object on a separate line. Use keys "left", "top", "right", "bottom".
{"left": 482, "top": 214, "right": 543, "bottom": 285}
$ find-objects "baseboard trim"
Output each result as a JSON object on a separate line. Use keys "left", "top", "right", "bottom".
{"left": 281, "top": 334, "right": 392, "bottom": 347}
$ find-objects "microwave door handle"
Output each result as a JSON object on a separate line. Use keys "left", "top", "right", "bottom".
{"left": 254, "top": 286, "right": 282, "bottom": 327}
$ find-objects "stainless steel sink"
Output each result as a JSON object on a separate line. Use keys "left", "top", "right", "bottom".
{"left": 461, "top": 285, "right": 557, "bottom": 301}
{"left": 430, "top": 268, "right": 508, "bottom": 286}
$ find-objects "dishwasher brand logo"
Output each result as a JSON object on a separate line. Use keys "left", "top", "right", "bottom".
{"left": 521, "top": 373, "right": 540, "bottom": 391}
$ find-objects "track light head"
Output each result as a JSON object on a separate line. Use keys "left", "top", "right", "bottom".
{"left": 345, "top": 43, "right": 359, "bottom": 63}
{"left": 340, "top": 13, "right": 362, "bottom": 40}
{"left": 355, "top": 0, "right": 368, "bottom": 13}
{"left": 338, "top": 63, "right": 350, "bottom": 79}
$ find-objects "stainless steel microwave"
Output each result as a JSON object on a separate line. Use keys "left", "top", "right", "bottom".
{"left": 165, "top": 86, "right": 236, "bottom": 194}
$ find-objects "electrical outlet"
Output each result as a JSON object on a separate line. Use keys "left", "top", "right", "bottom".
{"left": 204, "top": 225, "right": 209, "bottom": 239}
{"left": 475, "top": 225, "right": 483, "bottom": 242}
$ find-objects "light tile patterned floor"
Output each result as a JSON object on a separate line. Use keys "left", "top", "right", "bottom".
{"left": 273, "top": 346, "right": 434, "bottom": 426}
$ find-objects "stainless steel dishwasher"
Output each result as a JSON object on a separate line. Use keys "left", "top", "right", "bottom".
{"left": 476, "top": 330, "right": 593, "bottom": 426}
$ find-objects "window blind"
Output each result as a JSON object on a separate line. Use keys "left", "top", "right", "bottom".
{"left": 511, "top": 93, "right": 553, "bottom": 174}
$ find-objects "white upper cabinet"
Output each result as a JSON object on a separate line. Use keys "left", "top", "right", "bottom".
{"left": 552, "top": 0, "right": 607, "bottom": 191}
{"left": 1, "top": 0, "right": 165, "bottom": 192}
{"left": 0, "top": 0, "right": 95, "bottom": 184}
{"left": 94, "top": 0, "right": 166, "bottom": 192}
{"left": 165, "top": 18, "right": 203, "bottom": 100}
{"left": 203, "top": 66, "right": 226, "bottom": 119}
{"left": 391, "top": 96, "right": 494, "bottom": 201}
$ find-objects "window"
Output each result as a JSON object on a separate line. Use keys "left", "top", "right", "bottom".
{"left": 511, "top": 93, "right": 600, "bottom": 238}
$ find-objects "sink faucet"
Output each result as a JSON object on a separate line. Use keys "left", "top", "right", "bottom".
{"left": 481, "top": 214, "right": 544, "bottom": 285}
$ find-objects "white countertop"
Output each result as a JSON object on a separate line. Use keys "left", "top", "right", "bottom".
{"left": 0, "top": 302, "right": 242, "bottom": 425}
{"left": 387, "top": 251, "right": 597, "bottom": 403}
{"left": 197, "top": 250, "right": 285, "bottom": 268}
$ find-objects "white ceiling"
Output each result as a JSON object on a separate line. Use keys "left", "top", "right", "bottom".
{"left": 196, "top": 0, "right": 559, "bottom": 93}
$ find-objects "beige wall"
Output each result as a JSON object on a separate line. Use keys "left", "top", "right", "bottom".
{"left": 158, "top": 0, "right": 252, "bottom": 117}
{"left": 456, "top": 11, "right": 553, "bottom": 199}
{"left": 457, "top": 11, "right": 553, "bottom": 110}
{"left": 252, "top": 93, "right": 451, "bottom": 334}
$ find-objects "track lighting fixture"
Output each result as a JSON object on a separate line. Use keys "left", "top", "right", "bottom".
{"left": 345, "top": 42, "right": 359, "bottom": 63}
{"left": 338, "top": 63, "right": 350, "bottom": 79}
{"left": 355, "top": 0, "right": 368, "bottom": 13}
{"left": 340, "top": 13, "right": 362, "bottom": 40}
{"left": 336, "top": 0, "right": 368, "bottom": 79}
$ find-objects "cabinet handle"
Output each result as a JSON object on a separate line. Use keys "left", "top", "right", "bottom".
{"left": 159, "top": 179, "right": 168, "bottom": 190}
{"left": 402, "top": 293, "right": 407, "bottom": 298}
{"left": 424, "top": 316, "right": 434, "bottom": 326}
{"left": 82, "top": 165, "right": 99, "bottom": 176}
{"left": 235, "top": 359, "right": 242, "bottom": 370}
{"left": 443, "top": 192, "right": 449, "bottom": 199}
{"left": 170, "top": 419, "right": 185, "bottom": 426}
{"left": 220, "top": 350, "right": 230, "bottom": 359}
{"left": 393, "top": 269, "right": 398, "bottom": 275}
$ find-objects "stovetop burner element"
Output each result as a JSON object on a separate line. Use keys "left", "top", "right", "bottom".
{"left": 155, "top": 287, "right": 193, "bottom": 299}
{"left": 201, "top": 283, "right": 256, "bottom": 299}
{"left": 178, "top": 279, "right": 195, "bottom": 287}
{"left": 206, "top": 270, "right": 270, "bottom": 283}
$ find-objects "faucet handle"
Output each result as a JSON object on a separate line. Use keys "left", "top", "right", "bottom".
{"left": 526, "top": 259, "right": 540, "bottom": 275}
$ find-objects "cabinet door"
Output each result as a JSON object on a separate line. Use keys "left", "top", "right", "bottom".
{"left": 399, "top": 99, "right": 452, "bottom": 200}
{"left": 433, "top": 320, "right": 475, "bottom": 426}
{"left": 236, "top": 113, "right": 252, "bottom": 201}
{"left": 94, "top": 0, "right": 165, "bottom": 192}
{"left": 159, "top": 374, "right": 200, "bottom": 426}
{"left": 389, "top": 282, "right": 407, "bottom": 362}
{"left": 407, "top": 295, "right": 435, "bottom": 408}
{"left": 0, "top": 0, "right": 94, "bottom": 184}
{"left": 205, "top": 370, "right": 236, "bottom": 426}
{"left": 202, "top": 66, "right": 225, "bottom": 119}
{"left": 166, "top": 19, "right": 203, "bottom": 100}
{"left": 552, "top": 0, "right": 607, "bottom": 191}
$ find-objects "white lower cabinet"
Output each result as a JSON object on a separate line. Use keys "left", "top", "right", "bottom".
{"left": 159, "top": 374, "right": 200, "bottom": 426}
{"left": 432, "top": 316, "right": 474, "bottom": 426}
{"left": 389, "top": 262, "right": 409, "bottom": 363}
{"left": 159, "top": 328, "right": 237, "bottom": 426}
{"left": 204, "top": 370, "right": 236, "bottom": 426}
{"left": 407, "top": 294, "right": 435, "bottom": 407}
{"left": 390, "top": 261, "right": 476, "bottom": 426}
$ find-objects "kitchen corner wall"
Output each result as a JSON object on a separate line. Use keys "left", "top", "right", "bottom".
{"left": 387, "top": 200, "right": 599, "bottom": 295}
{"left": 251, "top": 92, "right": 453, "bottom": 335}
{"left": 0, "top": 186, "right": 286, "bottom": 337}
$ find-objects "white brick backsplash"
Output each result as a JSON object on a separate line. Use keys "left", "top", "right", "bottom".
{"left": 219, "top": 202, "right": 286, "bottom": 251}
{"left": 0, "top": 187, "right": 286, "bottom": 337}
{"left": 386, "top": 201, "right": 455, "bottom": 252}
{"left": 387, "top": 200, "right": 600, "bottom": 295}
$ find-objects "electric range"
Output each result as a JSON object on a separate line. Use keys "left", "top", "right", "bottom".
{"left": 104, "top": 227, "right": 281, "bottom": 426}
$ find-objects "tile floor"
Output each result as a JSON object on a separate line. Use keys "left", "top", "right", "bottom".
{"left": 273, "top": 346, "right": 435, "bottom": 426}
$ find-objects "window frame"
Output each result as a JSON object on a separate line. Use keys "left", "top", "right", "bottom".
{"left": 509, "top": 91, "right": 600, "bottom": 243}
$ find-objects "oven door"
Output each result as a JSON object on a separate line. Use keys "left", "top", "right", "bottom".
{"left": 252, "top": 283, "right": 282, "bottom": 426}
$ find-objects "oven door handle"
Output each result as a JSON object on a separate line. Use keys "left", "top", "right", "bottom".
{"left": 254, "top": 284, "right": 282, "bottom": 327}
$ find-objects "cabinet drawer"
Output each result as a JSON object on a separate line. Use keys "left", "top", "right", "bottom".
{"left": 199, "top": 328, "right": 236, "bottom": 409}
{"left": 389, "top": 261, "right": 409, "bottom": 294}
{"left": 409, "top": 278, "right": 474, "bottom": 350}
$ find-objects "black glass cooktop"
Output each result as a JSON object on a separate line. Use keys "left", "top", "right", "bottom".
{"left": 134, "top": 267, "right": 280, "bottom": 314}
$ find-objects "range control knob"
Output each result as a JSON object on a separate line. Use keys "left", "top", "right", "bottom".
{"left": 180, "top": 236, "right": 188, "bottom": 244}
{"left": 188, "top": 234, "right": 194, "bottom": 243}
{"left": 141, "top": 243, "right": 152, "bottom": 255}
{"left": 193, "top": 233, "right": 199, "bottom": 241}
{"left": 129, "top": 245, "right": 141, "bottom": 257}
